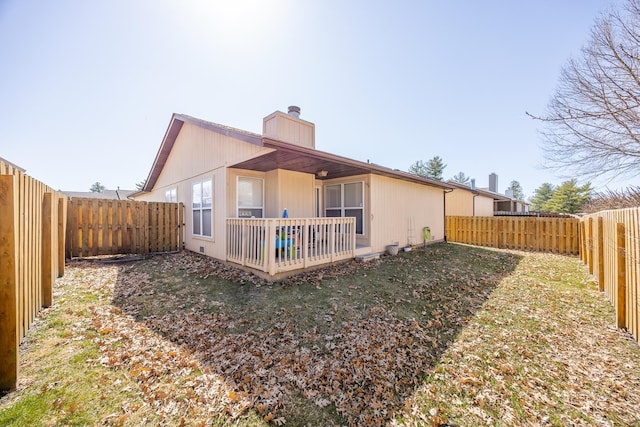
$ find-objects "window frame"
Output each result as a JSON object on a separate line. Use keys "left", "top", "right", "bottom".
{"left": 236, "top": 176, "right": 264, "bottom": 218}
{"left": 165, "top": 188, "right": 177, "bottom": 203}
{"left": 324, "top": 181, "right": 365, "bottom": 236}
{"left": 192, "top": 179, "right": 213, "bottom": 238}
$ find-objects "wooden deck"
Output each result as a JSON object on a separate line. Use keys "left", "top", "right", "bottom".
{"left": 226, "top": 217, "right": 357, "bottom": 277}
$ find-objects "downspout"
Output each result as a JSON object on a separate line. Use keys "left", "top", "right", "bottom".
{"left": 443, "top": 188, "right": 453, "bottom": 242}
{"left": 472, "top": 193, "right": 478, "bottom": 216}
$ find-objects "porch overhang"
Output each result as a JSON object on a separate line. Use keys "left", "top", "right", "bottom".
{"left": 230, "top": 137, "right": 454, "bottom": 190}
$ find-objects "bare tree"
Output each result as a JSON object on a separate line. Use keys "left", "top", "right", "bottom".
{"left": 529, "top": 0, "right": 640, "bottom": 181}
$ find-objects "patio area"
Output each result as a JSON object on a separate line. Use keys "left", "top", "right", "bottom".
{"left": 226, "top": 217, "right": 364, "bottom": 277}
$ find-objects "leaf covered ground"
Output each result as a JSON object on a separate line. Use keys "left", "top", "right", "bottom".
{"left": 1, "top": 243, "right": 639, "bottom": 426}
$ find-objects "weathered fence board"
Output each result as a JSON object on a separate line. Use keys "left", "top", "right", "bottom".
{"left": 446, "top": 216, "right": 580, "bottom": 255}
{"left": 0, "top": 160, "right": 67, "bottom": 390}
{"left": 66, "top": 198, "right": 183, "bottom": 257}
{"left": 581, "top": 208, "right": 640, "bottom": 343}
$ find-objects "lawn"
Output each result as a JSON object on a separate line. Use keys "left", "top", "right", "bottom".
{"left": 1, "top": 243, "right": 639, "bottom": 426}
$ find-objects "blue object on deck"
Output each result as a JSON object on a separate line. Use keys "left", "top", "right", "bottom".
{"left": 282, "top": 208, "right": 288, "bottom": 218}
{"left": 275, "top": 238, "right": 292, "bottom": 249}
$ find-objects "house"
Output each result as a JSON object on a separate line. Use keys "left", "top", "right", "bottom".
{"left": 445, "top": 180, "right": 496, "bottom": 217}
{"left": 445, "top": 174, "right": 530, "bottom": 217}
{"left": 134, "top": 107, "right": 453, "bottom": 278}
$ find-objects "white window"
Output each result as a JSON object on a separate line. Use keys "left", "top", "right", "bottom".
{"left": 165, "top": 188, "right": 177, "bottom": 203}
{"left": 192, "top": 179, "right": 212, "bottom": 237}
{"left": 237, "top": 177, "right": 263, "bottom": 218}
{"left": 324, "top": 181, "right": 364, "bottom": 235}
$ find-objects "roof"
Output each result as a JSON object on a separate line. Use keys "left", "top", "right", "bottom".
{"left": 142, "top": 113, "right": 453, "bottom": 192}
{"left": 446, "top": 180, "right": 512, "bottom": 201}
{"left": 233, "top": 138, "right": 453, "bottom": 189}
{"left": 63, "top": 189, "right": 137, "bottom": 200}
{"left": 143, "top": 114, "right": 261, "bottom": 192}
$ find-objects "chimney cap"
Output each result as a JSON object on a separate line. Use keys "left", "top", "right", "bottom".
{"left": 287, "top": 105, "right": 301, "bottom": 118}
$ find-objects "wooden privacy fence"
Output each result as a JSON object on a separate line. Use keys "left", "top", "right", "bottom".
{"left": 446, "top": 216, "right": 580, "bottom": 255}
{"left": 66, "top": 197, "right": 184, "bottom": 257}
{"left": 581, "top": 208, "right": 640, "bottom": 342}
{"left": 0, "top": 160, "right": 67, "bottom": 390}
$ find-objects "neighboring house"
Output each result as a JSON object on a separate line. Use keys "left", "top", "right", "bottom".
{"left": 494, "top": 197, "right": 529, "bottom": 215}
{"left": 445, "top": 175, "right": 530, "bottom": 217}
{"left": 445, "top": 180, "right": 496, "bottom": 217}
{"left": 63, "top": 189, "right": 137, "bottom": 200}
{"left": 134, "top": 107, "right": 453, "bottom": 278}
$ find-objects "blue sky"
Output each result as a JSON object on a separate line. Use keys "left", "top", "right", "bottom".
{"left": 1, "top": 0, "right": 636, "bottom": 198}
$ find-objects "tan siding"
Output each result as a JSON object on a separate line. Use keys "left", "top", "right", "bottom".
{"left": 275, "top": 170, "right": 315, "bottom": 218}
{"left": 474, "top": 196, "right": 494, "bottom": 216}
{"left": 262, "top": 112, "right": 315, "bottom": 149}
{"left": 136, "top": 122, "right": 269, "bottom": 261}
{"left": 445, "top": 189, "right": 495, "bottom": 217}
{"left": 369, "top": 175, "right": 444, "bottom": 253}
{"left": 265, "top": 170, "right": 280, "bottom": 218}
{"left": 445, "top": 190, "right": 473, "bottom": 216}
{"left": 153, "top": 122, "right": 270, "bottom": 190}
{"left": 230, "top": 169, "right": 315, "bottom": 218}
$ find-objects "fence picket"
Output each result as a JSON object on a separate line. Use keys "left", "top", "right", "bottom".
{"left": 581, "top": 208, "right": 640, "bottom": 343}
{"left": 0, "top": 161, "right": 67, "bottom": 390}
{"left": 446, "top": 216, "right": 580, "bottom": 255}
{"left": 66, "top": 198, "right": 183, "bottom": 257}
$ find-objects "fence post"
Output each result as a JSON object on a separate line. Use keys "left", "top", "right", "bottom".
{"left": 616, "top": 222, "right": 627, "bottom": 330}
{"left": 597, "top": 216, "right": 605, "bottom": 292}
{"left": 0, "top": 175, "right": 19, "bottom": 391}
{"left": 588, "top": 218, "right": 594, "bottom": 274}
{"left": 57, "top": 197, "right": 65, "bottom": 276}
{"left": 41, "top": 192, "right": 53, "bottom": 307}
{"left": 580, "top": 221, "right": 587, "bottom": 265}
{"left": 178, "top": 202, "right": 184, "bottom": 250}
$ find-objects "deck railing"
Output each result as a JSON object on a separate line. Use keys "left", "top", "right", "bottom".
{"left": 226, "top": 217, "right": 356, "bottom": 276}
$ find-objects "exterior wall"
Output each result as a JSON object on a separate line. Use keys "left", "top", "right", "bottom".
{"left": 227, "top": 168, "right": 315, "bottom": 219}
{"left": 273, "top": 170, "right": 315, "bottom": 218}
{"left": 445, "top": 190, "right": 495, "bottom": 217}
{"left": 474, "top": 196, "right": 494, "bottom": 216}
{"left": 369, "top": 175, "right": 444, "bottom": 253}
{"left": 136, "top": 122, "right": 270, "bottom": 261}
{"left": 263, "top": 111, "right": 315, "bottom": 149}
{"left": 152, "top": 122, "right": 270, "bottom": 190}
{"left": 445, "top": 189, "right": 473, "bottom": 216}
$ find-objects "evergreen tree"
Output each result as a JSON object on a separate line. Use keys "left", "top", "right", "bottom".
{"left": 530, "top": 183, "right": 555, "bottom": 211}
{"left": 509, "top": 180, "right": 525, "bottom": 200}
{"left": 426, "top": 156, "right": 446, "bottom": 180}
{"left": 90, "top": 182, "right": 105, "bottom": 193}
{"left": 451, "top": 171, "right": 470, "bottom": 185}
{"left": 408, "top": 160, "right": 429, "bottom": 177}
{"left": 545, "top": 179, "right": 592, "bottom": 214}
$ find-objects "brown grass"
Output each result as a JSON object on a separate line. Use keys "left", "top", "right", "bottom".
{"left": 1, "top": 243, "right": 639, "bottom": 426}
